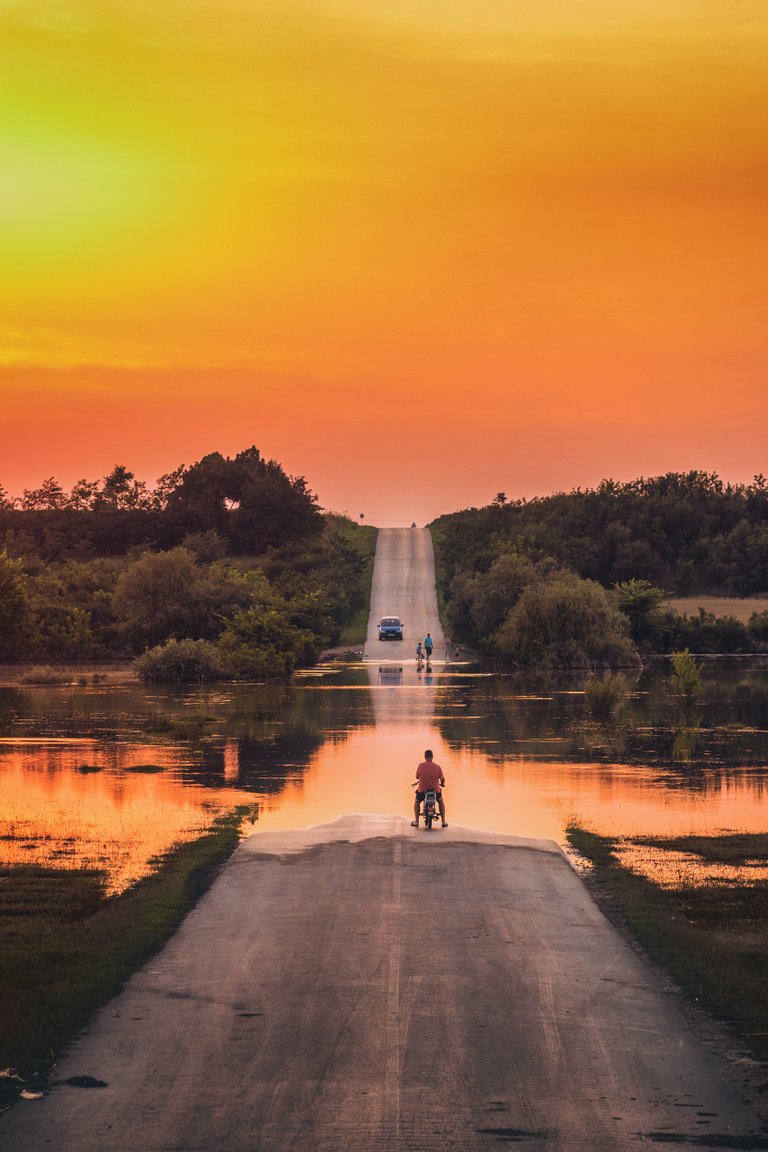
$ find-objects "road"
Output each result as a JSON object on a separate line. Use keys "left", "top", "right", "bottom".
{"left": 363, "top": 527, "right": 445, "bottom": 662}
{"left": 2, "top": 818, "right": 764, "bottom": 1151}
{"left": 2, "top": 528, "right": 765, "bottom": 1150}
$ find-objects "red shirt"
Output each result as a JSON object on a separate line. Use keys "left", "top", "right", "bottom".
{"left": 416, "top": 759, "right": 445, "bottom": 793}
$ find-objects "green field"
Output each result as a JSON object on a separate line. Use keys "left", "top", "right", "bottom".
{"left": 665, "top": 596, "right": 768, "bottom": 622}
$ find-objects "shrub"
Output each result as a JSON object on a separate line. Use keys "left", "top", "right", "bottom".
{"left": 584, "top": 673, "right": 629, "bottom": 720}
{"left": 494, "top": 572, "right": 640, "bottom": 671}
{"left": 748, "top": 610, "right": 768, "bottom": 649}
{"left": 669, "top": 648, "right": 702, "bottom": 704}
{"left": 19, "top": 666, "right": 70, "bottom": 685}
{"left": 217, "top": 605, "right": 319, "bottom": 679}
{"left": 134, "top": 639, "right": 229, "bottom": 683}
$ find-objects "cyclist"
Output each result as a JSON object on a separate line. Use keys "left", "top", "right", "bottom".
{"left": 411, "top": 749, "right": 447, "bottom": 828}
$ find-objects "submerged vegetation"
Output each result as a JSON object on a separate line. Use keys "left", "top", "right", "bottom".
{"left": 584, "top": 672, "right": 629, "bottom": 720}
{"left": 0, "top": 810, "right": 250, "bottom": 1105}
{"left": 0, "top": 449, "right": 377, "bottom": 679}
{"left": 567, "top": 826, "right": 768, "bottom": 1075}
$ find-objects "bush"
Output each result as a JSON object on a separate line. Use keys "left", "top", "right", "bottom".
{"left": 494, "top": 572, "right": 640, "bottom": 671}
{"left": 134, "top": 639, "right": 229, "bottom": 683}
{"left": 217, "top": 606, "right": 319, "bottom": 679}
{"left": 748, "top": 610, "right": 768, "bottom": 649}
{"left": 584, "top": 673, "right": 629, "bottom": 720}
{"left": 18, "top": 666, "right": 70, "bottom": 685}
{"left": 669, "top": 649, "right": 702, "bottom": 704}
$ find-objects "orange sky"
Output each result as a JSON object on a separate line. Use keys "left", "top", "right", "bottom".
{"left": 1, "top": 1, "right": 766, "bottom": 524}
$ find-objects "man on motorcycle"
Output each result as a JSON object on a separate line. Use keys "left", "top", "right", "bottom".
{"left": 411, "top": 749, "right": 447, "bottom": 828}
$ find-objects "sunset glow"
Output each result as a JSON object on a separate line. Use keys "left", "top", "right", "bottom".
{"left": 2, "top": 0, "right": 766, "bottom": 523}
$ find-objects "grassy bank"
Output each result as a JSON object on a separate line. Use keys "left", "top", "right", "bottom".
{"left": 0, "top": 809, "right": 249, "bottom": 1108}
{"left": 326, "top": 516, "right": 377, "bottom": 645}
{"left": 567, "top": 826, "right": 768, "bottom": 1079}
{"left": 428, "top": 523, "right": 450, "bottom": 627}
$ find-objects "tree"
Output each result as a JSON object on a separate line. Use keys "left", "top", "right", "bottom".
{"left": 0, "top": 549, "right": 35, "bottom": 657}
{"left": 495, "top": 572, "right": 639, "bottom": 671}
{"left": 96, "top": 465, "right": 152, "bottom": 510}
{"left": 112, "top": 548, "right": 205, "bottom": 651}
{"left": 21, "top": 477, "right": 67, "bottom": 510}
{"left": 153, "top": 465, "right": 188, "bottom": 511}
{"left": 68, "top": 478, "right": 100, "bottom": 511}
{"left": 112, "top": 548, "right": 252, "bottom": 652}
{"left": 614, "top": 579, "right": 665, "bottom": 646}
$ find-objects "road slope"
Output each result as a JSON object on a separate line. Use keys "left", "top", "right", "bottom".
{"left": 2, "top": 817, "right": 763, "bottom": 1151}
{"left": 363, "top": 527, "right": 444, "bottom": 661}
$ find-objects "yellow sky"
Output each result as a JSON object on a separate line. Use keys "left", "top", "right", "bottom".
{"left": 1, "top": 1, "right": 766, "bottom": 522}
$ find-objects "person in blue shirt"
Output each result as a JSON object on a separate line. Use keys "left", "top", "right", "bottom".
{"left": 424, "top": 633, "right": 434, "bottom": 661}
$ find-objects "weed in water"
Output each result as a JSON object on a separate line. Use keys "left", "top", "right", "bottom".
{"left": 584, "top": 672, "right": 628, "bottom": 720}
{"left": 18, "top": 666, "right": 70, "bottom": 686}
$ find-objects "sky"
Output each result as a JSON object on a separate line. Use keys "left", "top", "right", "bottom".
{"left": 1, "top": 0, "right": 767, "bottom": 526}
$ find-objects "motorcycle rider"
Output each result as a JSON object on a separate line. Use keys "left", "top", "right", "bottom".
{"left": 411, "top": 749, "right": 447, "bottom": 828}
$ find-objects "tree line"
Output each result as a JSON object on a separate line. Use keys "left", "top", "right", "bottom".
{"left": 431, "top": 472, "right": 768, "bottom": 667}
{"left": 0, "top": 447, "right": 321, "bottom": 560}
{"left": 0, "top": 448, "right": 376, "bottom": 678}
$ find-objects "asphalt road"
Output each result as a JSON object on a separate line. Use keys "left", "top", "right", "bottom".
{"left": 363, "top": 527, "right": 445, "bottom": 662}
{"left": 3, "top": 818, "right": 763, "bottom": 1151}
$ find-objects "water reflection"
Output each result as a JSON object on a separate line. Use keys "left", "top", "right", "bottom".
{"left": 2, "top": 660, "right": 768, "bottom": 892}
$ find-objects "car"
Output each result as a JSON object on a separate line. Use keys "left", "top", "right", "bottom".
{"left": 378, "top": 616, "right": 404, "bottom": 640}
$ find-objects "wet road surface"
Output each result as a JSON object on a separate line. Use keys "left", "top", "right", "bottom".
{"left": 3, "top": 817, "right": 764, "bottom": 1151}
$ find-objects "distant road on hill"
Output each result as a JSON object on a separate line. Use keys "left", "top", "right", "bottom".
{"left": 363, "top": 527, "right": 445, "bottom": 661}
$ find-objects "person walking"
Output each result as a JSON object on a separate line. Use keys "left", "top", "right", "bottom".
{"left": 411, "top": 749, "right": 447, "bottom": 828}
{"left": 424, "top": 632, "right": 434, "bottom": 662}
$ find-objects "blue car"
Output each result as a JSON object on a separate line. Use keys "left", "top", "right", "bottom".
{"left": 378, "top": 616, "right": 404, "bottom": 640}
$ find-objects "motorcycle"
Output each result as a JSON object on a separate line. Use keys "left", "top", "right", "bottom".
{"left": 421, "top": 789, "right": 440, "bottom": 829}
{"left": 411, "top": 782, "right": 445, "bottom": 829}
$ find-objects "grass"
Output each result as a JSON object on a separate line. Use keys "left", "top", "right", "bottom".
{"left": 18, "top": 666, "right": 71, "bottom": 686}
{"left": 428, "top": 523, "right": 450, "bottom": 627}
{"left": 141, "top": 712, "right": 217, "bottom": 740}
{"left": 567, "top": 826, "right": 768, "bottom": 1077}
{"left": 0, "top": 808, "right": 249, "bottom": 1106}
{"left": 584, "top": 672, "right": 628, "bottom": 719}
{"left": 325, "top": 514, "right": 378, "bottom": 646}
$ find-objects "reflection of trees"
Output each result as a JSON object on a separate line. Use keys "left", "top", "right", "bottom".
{"left": 434, "top": 665, "right": 768, "bottom": 777}
{"left": 169, "top": 675, "right": 376, "bottom": 793}
{"left": 0, "top": 673, "right": 375, "bottom": 799}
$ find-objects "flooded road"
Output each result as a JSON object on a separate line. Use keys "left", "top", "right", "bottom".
{"left": 4, "top": 661, "right": 768, "bottom": 1150}
{"left": 2, "top": 659, "right": 768, "bottom": 890}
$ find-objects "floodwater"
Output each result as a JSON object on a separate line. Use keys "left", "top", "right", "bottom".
{"left": 2, "top": 659, "right": 768, "bottom": 893}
